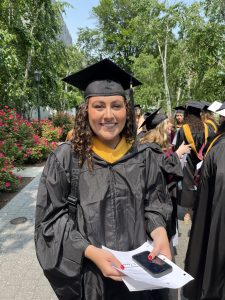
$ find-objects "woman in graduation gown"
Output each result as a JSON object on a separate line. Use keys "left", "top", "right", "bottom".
{"left": 175, "top": 101, "right": 214, "bottom": 218}
{"left": 34, "top": 59, "right": 173, "bottom": 300}
{"left": 183, "top": 105, "right": 225, "bottom": 300}
{"left": 139, "top": 110, "right": 191, "bottom": 300}
{"left": 140, "top": 109, "right": 191, "bottom": 241}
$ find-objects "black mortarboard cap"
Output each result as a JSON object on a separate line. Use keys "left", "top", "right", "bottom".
{"left": 200, "top": 100, "right": 211, "bottom": 111}
{"left": 186, "top": 100, "right": 204, "bottom": 110}
{"left": 134, "top": 104, "right": 141, "bottom": 109}
{"left": 173, "top": 105, "right": 186, "bottom": 114}
{"left": 62, "top": 58, "right": 142, "bottom": 99}
{"left": 139, "top": 108, "right": 167, "bottom": 131}
{"left": 186, "top": 100, "right": 204, "bottom": 115}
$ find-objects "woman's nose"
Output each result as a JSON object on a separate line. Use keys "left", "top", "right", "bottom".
{"left": 104, "top": 107, "right": 114, "bottom": 118}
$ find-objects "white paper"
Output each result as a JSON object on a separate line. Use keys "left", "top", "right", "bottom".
{"left": 208, "top": 101, "right": 222, "bottom": 112}
{"left": 102, "top": 241, "right": 194, "bottom": 291}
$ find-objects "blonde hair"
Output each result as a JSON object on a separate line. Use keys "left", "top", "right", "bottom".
{"left": 140, "top": 118, "right": 171, "bottom": 149}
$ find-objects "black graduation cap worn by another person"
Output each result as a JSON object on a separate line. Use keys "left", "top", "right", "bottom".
{"left": 62, "top": 58, "right": 142, "bottom": 99}
{"left": 186, "top": 100, "right": 204, "bottom": 116}
{"left": 200, "top": 100, "right": 211, "bottom": 111}
{"left": 174, "top": 105, "right": 186, "bottom": 114}
{"left": 134, "top": 104, "right": 141, "bottom": 109}
{"left": 139, "top": 108, "right": 167, "bottom": 131}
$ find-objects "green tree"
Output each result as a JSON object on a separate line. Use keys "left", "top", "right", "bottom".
{"left": 76, "top": 0, "right": 225, "bottom": 112}
{"left": 0, "top": 0, "right": 86, "bottom": 116}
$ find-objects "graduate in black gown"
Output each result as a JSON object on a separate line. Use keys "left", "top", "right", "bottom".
{"left": 175, "top": 100, "right": 214, "bottom": 219}
{"left": 173, "top": 106, "right": 185, "bottom": 131}
{"left": 140, "top": 109, "right": 191, "bottom": 241}
{"left": 183, "top": 102, "right": 225, "bottom": 300}
{"left": 34, "top": 59, "right": 173, "bottom": 300}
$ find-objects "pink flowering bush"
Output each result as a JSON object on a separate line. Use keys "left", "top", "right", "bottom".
{"left": 0, "top": 152, "right": 22, "bottom": 191}
{"left": 41, "top": 120, "right": 63, "bottom": 142}
{"left": 23, "top": 138, "right": 58, "bottom": 163}
{"left": 0, "top": 105, "right": 62, "bottom": 191}
{"left": 52, "top": 112, "right": 75, "bottom": 141}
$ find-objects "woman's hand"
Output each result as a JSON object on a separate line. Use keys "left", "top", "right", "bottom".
{"left": 84, "top": 245, "right": 124, "bottom": 281}
{"left": 149, "top": 226, "right": 172, "bottom": 261}
{"left": 176, "top": 141, "right": 191, "bottom": 158}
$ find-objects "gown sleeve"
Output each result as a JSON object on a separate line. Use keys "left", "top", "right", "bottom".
{"left": 159, "top": 152, "right": 183, "bottom": 179}
{"left": 34, "top": 143, "right": 89, "bottom": 300}
{"left": 144, "top": 148, "right": 173, "bottom": 234}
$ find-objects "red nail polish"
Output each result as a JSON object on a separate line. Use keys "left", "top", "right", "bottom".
{"left": 120, "top": 264, "right": 125, "bottom": 270}
{"left": 148, "top": 255, "right": 153, "bottom": 261}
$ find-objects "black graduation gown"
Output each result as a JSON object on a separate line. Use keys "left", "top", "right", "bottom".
{"left": 35, "top": 142, "right": 172, "bottom": 300}
{"left": 147, "top": 143, "right": 183, "bottom": 239}
{"left": 175, "top": 127, "right": 208, "bottom": 208}
{"left": 183, "top": 134, "right": 225, "bottom": 300}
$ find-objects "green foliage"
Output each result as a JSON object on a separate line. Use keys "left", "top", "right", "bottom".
{"left": 1, "top": 0, "right": 225, "bottom": 116}
{"left": 52, "top": 112, "right": 75, "bottom": 141}
{"left": 77, "top": 0, "right": 225, "bottom": 111}
{"left": 41, "top": 121, "right": 63, "bottom": 142}
{"left": 0, "top": 0, "right": 86, "bottom": 115}
{"left": 132, "top": 54, "right": 163, "bottom": 110}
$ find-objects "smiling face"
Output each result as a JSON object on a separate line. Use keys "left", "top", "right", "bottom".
{"left": 87, "top": 95, "right": 127, "bottom": 148}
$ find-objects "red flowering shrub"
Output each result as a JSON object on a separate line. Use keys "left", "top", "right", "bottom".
{"left": 52, "top": 112, "right": 75, "bottom": 141}
{"left": 0, "top": 105, "right": 62, "bottom": 191}
{"left": 23, "top": 138, "right": 58, "bottom": 163}
{"left": 0, "top": 152, "right": 21, "bottom": 192}
{"left": 41, "top": 120, "right": 63, "bottom": 142}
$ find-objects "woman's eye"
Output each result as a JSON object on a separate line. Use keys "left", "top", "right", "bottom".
{"left": 112, "top": 104, "right": 123, "bottom": 109}
{"left": 94, "top": 104, "right": 104, "bottom": 109}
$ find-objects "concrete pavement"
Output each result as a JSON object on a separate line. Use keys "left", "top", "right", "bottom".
{"left": 0, "top": 166, "right": 57, "bottom": 300}
{"left": 0, "top": 166, "right": 191, "bottom": 300}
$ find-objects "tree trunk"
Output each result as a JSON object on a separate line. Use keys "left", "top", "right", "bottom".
{"left": 176, "top": 86, "right": 182, "bottom": 105}
{"left": 157, "top": 24, "right": 171, "bottom": 117}
{"left": 187, "top": 71, "right": 193, "bottom": 98}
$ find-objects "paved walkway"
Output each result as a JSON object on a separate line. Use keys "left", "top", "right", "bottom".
{"left": 0, "top": 166, "right": 191, "bottom": 300}
{"left": 0, "top": 167, "right": 57, "bottom": 300}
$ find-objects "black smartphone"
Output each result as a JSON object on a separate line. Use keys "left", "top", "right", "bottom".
{"left": 132, "top": 251, "right": 173, "bottom": 278}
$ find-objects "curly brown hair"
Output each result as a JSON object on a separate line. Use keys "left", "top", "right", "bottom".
{"left": 71, "top": 98, "right": 135, "bottom": 169}
{"left": 184, "top": 114, "right": 204, "bottom": 132}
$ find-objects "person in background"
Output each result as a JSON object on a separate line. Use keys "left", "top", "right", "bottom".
{"left": 134, "top": 104, "right": 142, "bottom": 124}
{"left": 140, "top": 108, "right": 191, "bottom": 238}
{"left": 35, "top": 59, "right": 173, "bottom": 300}
{"left": 174, "top": 106, "right": 185, "bottom": 131}
{"left": 172, "top": 106, "right": 186, "bottom": 147}
{"left": 175, "top": 100, "right": 214, "bottom": 223}
{"left": 139, "top": 108, "right": 191, "bottom": 300}
{"left": 183, "top": 101, "right": 225, "bottom": 300}
{"left": 65, "top": 127, "right": 75, "bottom": 141}
{"left": 134, "top": 104, "right": 146, "bottom": 138}
{"left": 200, "top": 100, "right": 218, "bottom": 133}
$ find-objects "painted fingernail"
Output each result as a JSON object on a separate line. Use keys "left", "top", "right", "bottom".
{"left": 148, "top": 255, "right": 153, "bottom": 261}
{"left": 120, "top": 265, "right": 125, "bottom": 270}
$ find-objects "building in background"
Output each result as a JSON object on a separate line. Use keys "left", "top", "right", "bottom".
{"left": 31, "top": 4, "right": 72, "bottom": 120}
{"left": 59, "top": 18, "right": 73, "bottom": 45}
